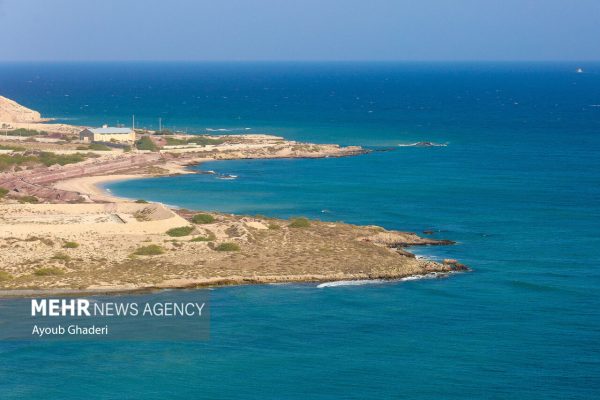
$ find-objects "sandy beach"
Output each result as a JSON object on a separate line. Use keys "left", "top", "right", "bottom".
{"left": 53, "top": 174, "right": 144, "bottom": 202}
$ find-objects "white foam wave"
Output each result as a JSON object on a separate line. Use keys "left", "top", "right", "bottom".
{"left": 398, "top": 142, "right": 448, "bottom": 147}
{"left": 316, "top": 279, "right": 385, "bottom": 288}
{"left": 206, "top": 127, "right": 252, "bottom": 132}
{"left": 317, "top": 272, "right": 448, "bottom": 288}
{"left": 399, "top": 272, "right": 445, "bottom": 281}
{"left": 397, "top": 143, "right": 419, "bottom": 147}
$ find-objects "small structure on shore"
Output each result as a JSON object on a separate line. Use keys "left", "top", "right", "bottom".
{"left": 79, "top": 125, "right": 135, "bottom": 143}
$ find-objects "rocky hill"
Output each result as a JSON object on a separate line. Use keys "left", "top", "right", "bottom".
{"left": 0, "top": 95, "right": 45, "bottom": 123}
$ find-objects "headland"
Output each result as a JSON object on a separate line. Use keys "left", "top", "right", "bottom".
{"left": 0, "top": 96, "right": 467, "bottom": 295}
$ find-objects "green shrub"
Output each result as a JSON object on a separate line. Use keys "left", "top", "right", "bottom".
{"left": 215, "top": 242, "right": 240, "bottom": 252}
{"left": 88, "top": 143, "right": 112, "bottom": 151}
{"left": 135, "top": 136, "right": 158, "bottom": 151}
{"left": 63, "top": 241, "right": 79, "bottom": 249}
{"left": 18, "top": 195, "right": 39, "bottom": 204}
{"left": 268, "top": 223, "right": 281, "bottom": 230}
{"left": 135, "top": 199, "right": 149, "bottom": 203}
{"left": 133, "top": 244, "right": 164, "bottom": 256}
{"left": 0, "top": 187, "right": 8, "bottom": 198}
{"left": 289, "top": 217, "right": 311, "bottom": 228}
{"left": 0, "top": 144, "right": 26, "bottom": 151}
{"left": 192, "top": 213, "right": 215, "bottom": 224}
{"left": 0, "top": 153, "right": 38, "bottom": 171}
{"left": 164, "top": 136, "right": 224, "bottom": 146}
{"left": 0, "top": 271, "right": 13, "bottom": 281}
{"left": 165, "top": 137, "right": 186, "bottom": 146}
{"left": 166, "top": 226, "right": 194, "bottom": 237}
{"left": 9, "top": 128, "right": 41, "bottom": 137}
{"left": 34, "top": 267, "right": 65, "bottom": 276}
{"left": 38, "top": 152, "right": 86, "bottom": 166}
{"left": 187, "top": 136, "right": 225, "bottom": 146}
{"left": 51, "top": 252, "right": 71, "bottom": 261}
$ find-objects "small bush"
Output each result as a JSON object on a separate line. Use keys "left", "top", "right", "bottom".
{"left": 51, "top": 252, "right": 71, "bottom": 261}
{"left": 9, "top": 128, "right": 41, "bottom": 137}
{"left": 215, "top": 242, "right": 240, "bottom": 252}
{"left": 187, "top": 136, "right": 225, "bottom": 146}
{"left": 63, "top": 241, "right": 79, "bottom": 249}
{"left": 88, "top": 143, "right": 112, "bottom": 151}
{"left": 135, "top": 136, "right": 158, "bottom": 151}
{"left": 289, "top": 217, "right": 311, "bottom": 228}
{"left": 135, "top": 199, "right": 149, "bottom": 203}
{"left": 166, "top": 226, "right": 194, "bottom": 237}
{"left": 0, "top": 153, "right": 38, "bottom": 172}
{"left": 18, "top": 195, "right": 39, "bottom": 204}
{"left": 0, "top": 144, "right": 26, "bottom": 151}
{"left": 0, "top": 270, "right": 13, "bottom": 281}
{"left": 38, "top": 152, "right": 86, "bottom": 166}
{"left": 34, "top": 267, "right": 64, "bottom": 276}
{"left": 165, "top": 137, "right": 186, "bottom": 146}
{"left": 191, "top": 235, "right": 214, "bottom": 242}
{"left": 192, "top": 213, "right": 215, "bottom": 224}
{"left": 133, "top": 244, "right": 164, "bottom": 256}
{"left": 0, "top": 187, "right": 9, "bottom": 198}
{"left": 268, "top": 223, "right": 281, "bottom": 230}
{"left": 164, "top": 136, "right": 224, "bottom": 146}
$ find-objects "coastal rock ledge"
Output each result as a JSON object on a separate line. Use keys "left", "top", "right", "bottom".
{"left": 0, "top": 205, "right": 467, "bottom": 294}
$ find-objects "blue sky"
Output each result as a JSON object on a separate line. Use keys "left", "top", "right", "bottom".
{"left": 1, "top": 0, "right": 599, "bottom": 61}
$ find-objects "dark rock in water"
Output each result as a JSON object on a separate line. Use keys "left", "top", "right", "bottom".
{"left": 427, "top": 239, "right": 455, "bottom": 246}
{"left": 423, "top": 230, "right": 435, "bottom": 235}
{"left": 452, "top": 263, "right": 469, "bottom": 271}
{"left": 443, "top": 258, "right": 470, "bottom": 271}
{"left": 388, "top": 238, "right": 455, "bottom": 248}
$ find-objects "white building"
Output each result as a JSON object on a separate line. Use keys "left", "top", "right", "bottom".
{"left": 79, "top": 125, "right": 136, "bottom": 143}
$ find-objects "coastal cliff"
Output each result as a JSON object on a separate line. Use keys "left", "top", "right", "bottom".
{"left": 0, "top": 95, "right": 44, "bottom": 123}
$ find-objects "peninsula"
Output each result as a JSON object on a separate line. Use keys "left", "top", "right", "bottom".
{"left": 0, "top": 96, "right": 466, "bottom": 294}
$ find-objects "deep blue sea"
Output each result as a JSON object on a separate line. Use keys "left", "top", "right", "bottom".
{"left": 1, "top": 63, "right": 599, "bottom": 399}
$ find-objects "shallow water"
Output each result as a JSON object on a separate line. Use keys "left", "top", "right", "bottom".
{"left": 1, "top": 62, "right": 600, "bottom": 399}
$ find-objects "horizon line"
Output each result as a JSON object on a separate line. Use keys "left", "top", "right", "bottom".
{"left": 0, "top": 59, "right": 598, "bottom": 64}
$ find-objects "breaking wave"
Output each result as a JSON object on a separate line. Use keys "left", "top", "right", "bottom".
{"left": 316, "top": 272, "right": 447, "bottom": 288}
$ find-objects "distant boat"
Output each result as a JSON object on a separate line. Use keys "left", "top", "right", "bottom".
{"left": 576, "top": 67, "right": 584, "bottom": 73}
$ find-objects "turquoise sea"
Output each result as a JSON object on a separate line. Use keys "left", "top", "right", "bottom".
{"left": 1, "top": 63, "right": 599, "bottom": 399}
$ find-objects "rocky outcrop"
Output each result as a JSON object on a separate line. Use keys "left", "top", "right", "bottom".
{"left": 443, "top": 258, "right": 470, "bottom": 271}
{"left": 0, "top": 96, "right": 46, "bottom": 123}
{"left": 363, "top": 231, "right": 455, "bottom": 247}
